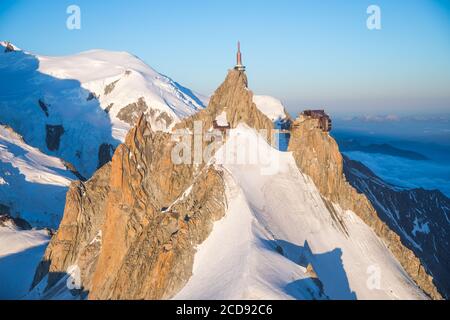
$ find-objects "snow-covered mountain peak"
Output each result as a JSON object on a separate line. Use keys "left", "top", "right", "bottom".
{"left": 0, "top": 46, "right": 207, "bottom": 178}
{"left": 36, "top": 48, "right": 207, "bottom": 132}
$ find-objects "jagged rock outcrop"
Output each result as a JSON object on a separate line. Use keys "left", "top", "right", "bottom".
{"left": 86, "top": 92, "right": 97, "bottom": 101}
{"left": 288, "top": 114, "right": 442, "bottom": 299}
{"left": 3, "top": 41, "right": 15, "bottom": 53}
{"left": 62, "top": 160, "right": 87, "bottom": 181}
{"left": 88, "top": 116, "right": 226, "bottom": 299}
{"left": 116, "top": 97, "right": 148, "bottom": 125}
{"left": 97, "top": 143, "right": 115, "bottom": 169}
{"left": 104, "top": 103, "right": 114, "bottom": 113}
{"left": 45, "top": 125, "right": 64, "bottom": 151}
{"left": 104, "top": 79, "right": 120, "bottom": 95}
{"left": 117, "top": 97, "right": 174, "bottom": 129}
{"left": 32, "top": 70, "right": 266, "bottom": 300}
{"left": 31, "top": 84, "right": 231, "bottom": 299}
{"left": 177, "top": 69, "right": 274, "bottom": 137}
{"left": 31, "top": 67, "right": 439, "bottom": 300}
{"left": 0, "top": 212, "right": 31, "bottom": 230}
{"left": 343, "top": 156, "right": 450, "bottom": 298}
{"left": 32, "top": 163, "right": 112, "bottom": 293}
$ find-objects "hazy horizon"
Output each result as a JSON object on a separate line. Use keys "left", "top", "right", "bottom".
{"left": 1, "top": 0, "right": 449, "bottom": 116}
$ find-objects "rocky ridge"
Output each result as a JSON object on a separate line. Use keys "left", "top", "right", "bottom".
{"left": 176, "top": 70, "right": 274, "bottom": 139}
{"left": 31, "top": 69, "right": 267, "bottom": 299}
{"left": 288, "top": 114, "right": 442, "bottom": 299}
{"left": 343, "top": 156, "right": 450, "bottom": 298}
{"left": 31, "top": 68, "right": 442, "bottom": 300}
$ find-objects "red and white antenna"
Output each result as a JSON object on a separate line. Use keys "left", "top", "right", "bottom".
{"left": 235, "top": 41, "right": 246, "bottom": 71}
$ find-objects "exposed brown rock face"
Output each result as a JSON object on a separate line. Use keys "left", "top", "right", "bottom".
{"left": 4, "top": 42, "right": 15, "bottom": 53}
{"left": 32, "top": 115, "right": 227, "bottom": 299}
{"left": 0, "top": 212, "right": 32, "bottom": 230}
{"left": 32, "top": 163, "right": 111, "bottom": 293}
{"left": 104, "top": 79, "right": 120, "bottom": 95}
{"left": 177, "top": 69, "right": 274, "bottom": 135}
{"left": 32, "top": 70, "right": 266, "bottom": 300}
{"left": 62, "top": 160, "right": 86, "bottom": 181}
{"left": 116, "top": 97, "right": 148, "bottom": 125}
{"left": 104, "top": 103, "right": 114, "bottom": 113}
{"left": 288, "top": 115, "right": 442, "bottom": 300}
{"left": 171, "top": 70, "right": 276, "bottom": 169}
{"left": 117, "top": 97, "right": 174, "bottom": 129}
{"left": 89, "top": 116, "right": 226, "bottom": 299}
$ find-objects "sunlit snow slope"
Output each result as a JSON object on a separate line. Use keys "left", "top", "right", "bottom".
{"left": 0, "top": 225, "right": 50, "bottom": 299}
{"left": 175, "top": 125, "right": 427, "bottom": 300}
{"left": 37, "top": 49, "right": 207, "bottom": 139}
{"left": 0, "top": 42, "right": 205, "bottom": 178}
{"left": 0, "top": 125, "right": 75, "bottom": 228}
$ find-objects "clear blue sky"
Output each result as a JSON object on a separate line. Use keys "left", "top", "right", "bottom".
{"left": 1, "top": 0, "right": 449, "bottom": 116}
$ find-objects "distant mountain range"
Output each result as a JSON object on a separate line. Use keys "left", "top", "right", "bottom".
{"left": 339, "top": 114, "right": 450, "bottom": 123}
{"left": 344, "top": 156, "right": 450, "bottom": 298}
{"left": 337, "top": 139, "right": 429, "bottom": 160}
